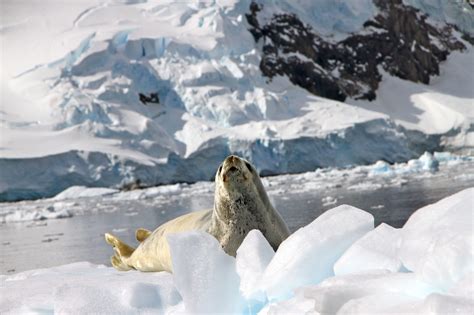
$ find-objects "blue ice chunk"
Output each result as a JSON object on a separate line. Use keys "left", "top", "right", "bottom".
{"left": 418, "top": 152, "right": 439, "bottom": 172}
{"left": 64, "top": 33, "right": 96, "bottom": 71}
{"left": 112, "top": 30, "right": 131, "bottom": 50}
{"left": 154, "top": 37, "right": 171, "bottom": 58}
{"left": 369, "top": 160, "right": 393, "bottom": 175}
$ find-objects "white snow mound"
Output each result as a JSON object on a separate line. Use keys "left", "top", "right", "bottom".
{"left": 399, "top": 187, "right": 474, "bottom": 290}
{"left": 260, "top": 204, "right": 374, "bottom": 301}
{"left": 334, "top": 223, "right": 403, "bottom": 275}
{"left": 236, "top": 229, "right": 275, "bottom": 305}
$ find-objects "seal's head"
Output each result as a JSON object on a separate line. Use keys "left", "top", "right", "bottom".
{"left": 211, "top": 155, "right": 290, "bottom": 254}
{"left": 217, "top": 155, "right": 253, "bottom": 184}
{"left": 214, "top": 155, "right": 272, "bottom": 218}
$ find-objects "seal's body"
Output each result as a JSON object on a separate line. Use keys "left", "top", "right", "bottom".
{"left": 105, "top": 155, "right": 290, "bottom": 272}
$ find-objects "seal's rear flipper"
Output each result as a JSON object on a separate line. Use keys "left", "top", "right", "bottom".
{"left": 111, "top": 254, "right": 132, "bottom": 271}
{"left": 136, "top": 228, "right": 152, "bottom": 242}
{"left": 105, "top": 233, "right": 135, "bottom": 258}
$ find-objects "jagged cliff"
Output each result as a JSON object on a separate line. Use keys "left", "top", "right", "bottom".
{"left": 246, "top": 0, "right": 467, "bottom": 101}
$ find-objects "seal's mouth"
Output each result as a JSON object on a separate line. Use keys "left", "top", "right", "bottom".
{"left": 222, "top": 165, "right": 242, "bottom": 181}
{"left": 220, "top": 155, "right": 248, "bottom": 182}
{"left": 228, "top": 166, "right": 238, "bottom": 173}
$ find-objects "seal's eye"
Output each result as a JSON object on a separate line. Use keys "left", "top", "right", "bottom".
{"left": 218, "top": 165, "right": 223, "bottom": 174}
{"left": 245, "top": 161, "right": 253, "bottom": 172}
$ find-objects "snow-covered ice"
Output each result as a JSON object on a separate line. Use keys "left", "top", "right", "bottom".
{"left": 168, "top": 231, "right": 243, "bottom": 314}
{"left": 3, "top": 202, "right": 74, "bottom": 222}
{"left": 1, "top": 188, "right": 473, "bottom": 314}
{"left": 236, "top": 230, "right": 275, "bottom": 304}
{"left": 53, "top": 186, "right": 118, "bottom": 200}
{"left": 260, "top": 205, "right": 374, "bottom": 302}
{"left": 399, "top": 188, "right": 474, "bottom": 290}
{"left": 0, "top": 262, "right": 181, "bottom": 314}
{"left": 334, "top": 223, "right": 403, "bottom": 275}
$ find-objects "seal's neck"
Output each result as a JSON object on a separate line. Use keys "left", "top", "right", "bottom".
{"left": 213, "top": 188, "right": 269, "bottom": 238}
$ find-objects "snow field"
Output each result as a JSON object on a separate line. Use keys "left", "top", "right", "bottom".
{"left": 1, "top": 188, "right": 473, "bottom": 314}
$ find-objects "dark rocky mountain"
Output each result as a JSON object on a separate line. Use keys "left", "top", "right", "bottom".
{"left": 246, "top": 0, "right": 467, "bottom": 102}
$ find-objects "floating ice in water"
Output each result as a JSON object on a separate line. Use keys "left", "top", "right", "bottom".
{"left": 53, "top": 186, "right": 118, "bottom": 200}
{"left": 399, "top": 188, "right": 474, "bottom": 290}
{"left": 167, "top": 231, "right": 243, "bottom": 314}
{"left": 260, "top": 205, "right": 374, "bottom": 301}
{"left": 369, "top": 160, "right": 393, "bottom": 176}
{"left": 365, "top": 151, "right": 468, "bottom": 178}
{"left": 347, "top": 182, "right": 383, "bottom": 191}
{"left": 4, "top": 202, "right": 74, "bottom": 222}
{"left": 415, "top": 151, "right": 439, "bottom": 172}
{"left": 235, "top": 230, "right": 274, "bottom": 309}
{"left": 334, "top": 223, "right": 403, "bottom": 275}
{"left": 321, "top": 195, "right": 338, "bottom": 206}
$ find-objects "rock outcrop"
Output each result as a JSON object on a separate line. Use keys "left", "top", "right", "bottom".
{"left": 246, "top": 0, "right": 467, "bottom": 101}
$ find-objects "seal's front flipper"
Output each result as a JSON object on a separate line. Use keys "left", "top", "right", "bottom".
{"left": 136, "top": 228, "right": 152, "bottom": 242}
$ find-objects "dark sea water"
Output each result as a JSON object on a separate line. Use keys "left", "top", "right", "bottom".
{"left": 1, "top": 167, "right": 473, "bottom": 274}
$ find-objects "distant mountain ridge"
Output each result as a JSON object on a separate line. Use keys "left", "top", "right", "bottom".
{"left": 247, "top": 0, "right": 467, "bottom": 101}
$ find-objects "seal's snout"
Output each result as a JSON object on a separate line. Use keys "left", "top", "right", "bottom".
{"left": 226, "top": 155, "right": 238, "bottom": 164}
{"left": 221, "top": 155, "right": 249, "bottom": 182}
{"left": 223, "top": 155, "right": 241, "bottom": 170}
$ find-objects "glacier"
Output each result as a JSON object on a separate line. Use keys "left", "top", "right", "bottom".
{"left": 1, "top": 188, "right": 472, "bottom": 314}
{"left": 1, "top": 0, "right": 473, "bottom": 201}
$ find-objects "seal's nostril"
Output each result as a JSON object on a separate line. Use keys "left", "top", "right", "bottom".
{"left": 228, "top": 166, "right": 238, "bottom": 172}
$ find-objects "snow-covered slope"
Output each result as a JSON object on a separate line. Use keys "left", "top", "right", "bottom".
{"left": 1, "top": 0, "right": 472, "bottom": 200}
{"left": 349, "top": 48, "right": 474, "bottom": 137}
{"left": 1, "top": 188, "right": 473, "bottom": 314}
{"left": 404, "top": 0, "right": 474, "bottom": 36}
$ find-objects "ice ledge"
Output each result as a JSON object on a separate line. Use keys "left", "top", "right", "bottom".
{"left": 0, "top": 118, "right": 442, "bottom": 202}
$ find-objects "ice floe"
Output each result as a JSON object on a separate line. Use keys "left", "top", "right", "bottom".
{"left": 2, "top": 188, "right": 472, "bottom": 314}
